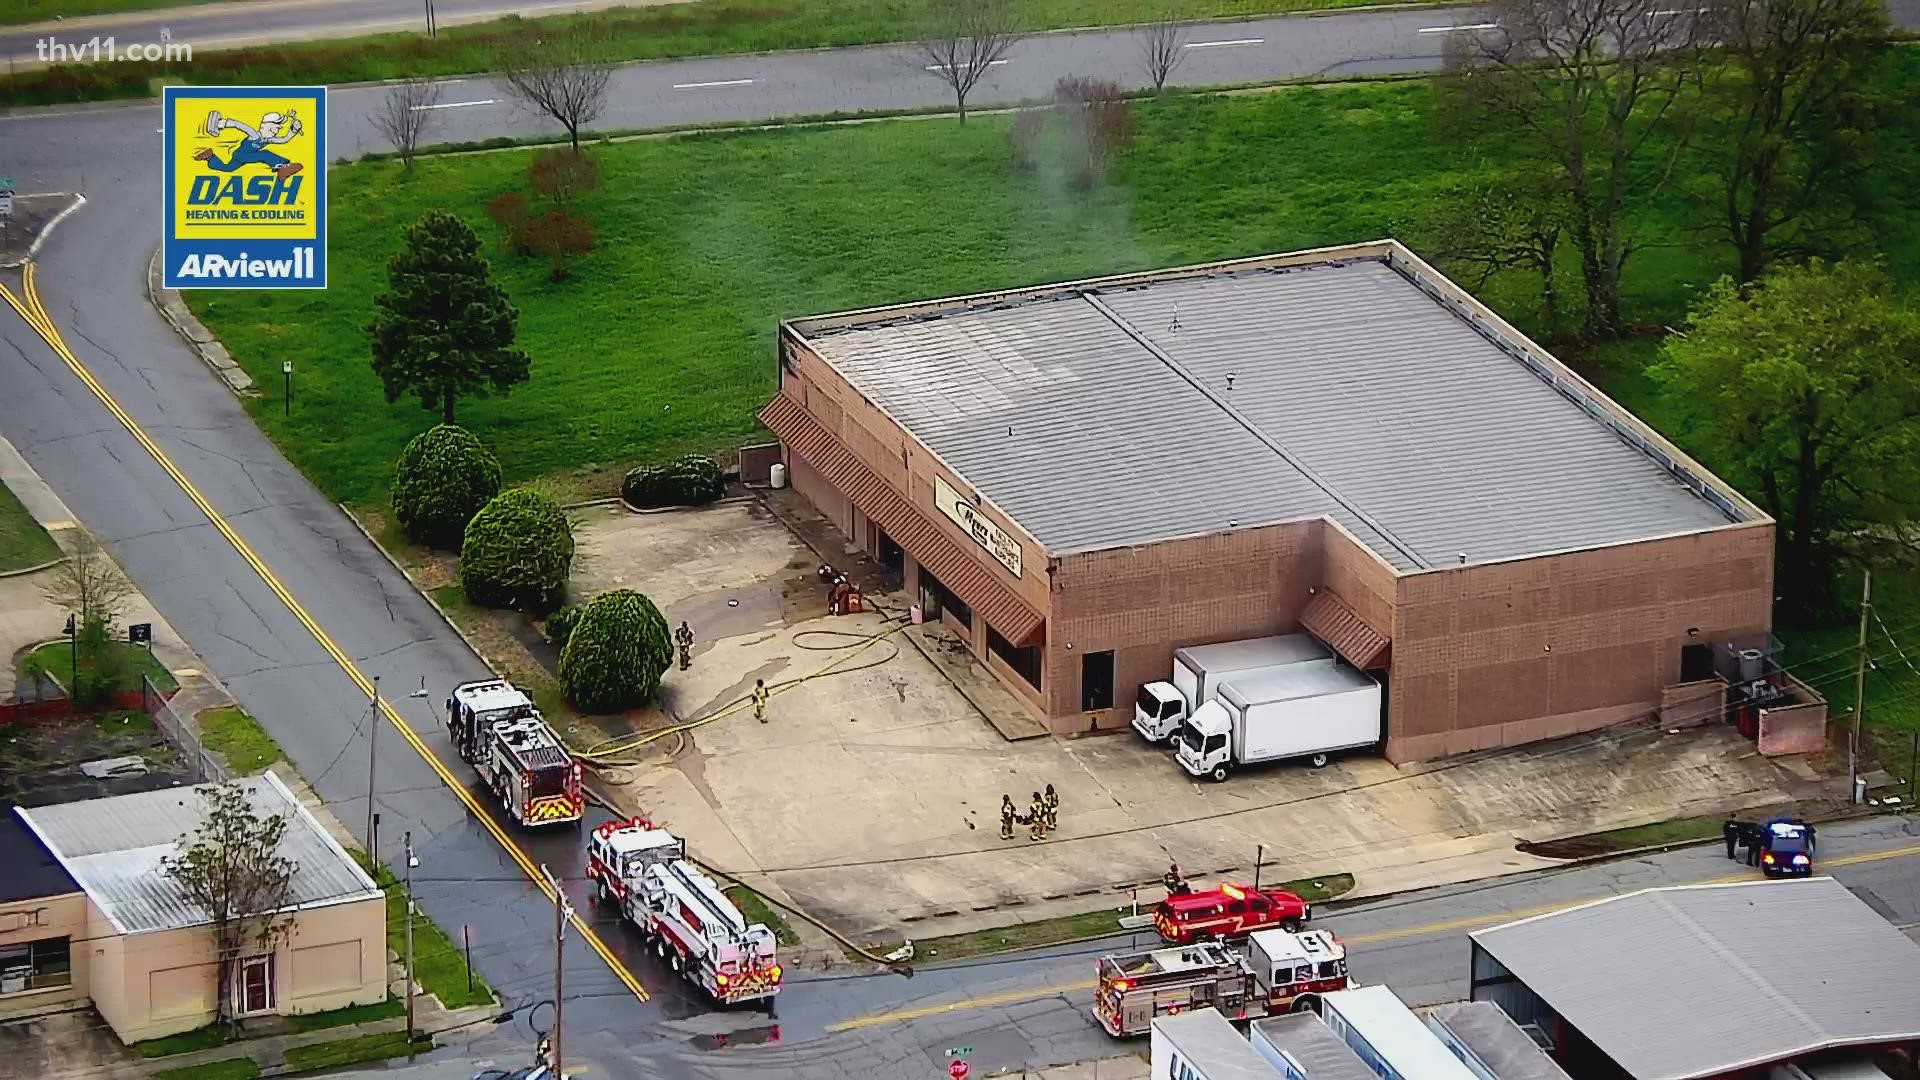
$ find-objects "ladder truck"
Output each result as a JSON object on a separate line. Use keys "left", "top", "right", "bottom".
{"left": 586, "top": 816, "right": 783, "bottom": 1006}
{"left": 444, "top": 680, "right": 583, "bottom": 828}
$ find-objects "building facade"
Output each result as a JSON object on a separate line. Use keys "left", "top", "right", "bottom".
{"left": 763, "top": 241, "right": 1773, "bottom": 762}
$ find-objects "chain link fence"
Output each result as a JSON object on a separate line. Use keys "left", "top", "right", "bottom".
{"left": 144, "top": 676, "right": 229, "bottom": 783}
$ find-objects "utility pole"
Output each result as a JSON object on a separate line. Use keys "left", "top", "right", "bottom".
{"left": 1851, "top": 569, "right": 1872, "bottom": 804}
{"left": 542, "top": 864, "right": 570, "bottom": 1078}
{"left": 366, "top": 675, "right": 382, "bottom": 860}
{"left": 404, "top": 832, "right": 418, "bottom": 1041}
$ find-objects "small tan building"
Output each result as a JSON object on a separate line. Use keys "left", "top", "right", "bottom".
{"left": 5, "top": 772, "right": 387, "bottom": 1042}
{"left": 764, "top": 241, "right": 1777, "bottom": 762}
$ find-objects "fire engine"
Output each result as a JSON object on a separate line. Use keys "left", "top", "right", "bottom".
{"left": 587, "top": 816, "right": 783, "bottom": 1005}
{"left": 444, "top": 680, "right": 583, "bottom": 828}
{"left": 1093, "top": 928, "right": 1351, "bottom": 1037}
{"left": 1154, "top": 881, "right": 1309, "bottom": 944}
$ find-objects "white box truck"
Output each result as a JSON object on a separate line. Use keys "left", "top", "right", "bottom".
{"left": 1150, "top": 1007, "right": 1280, "bottom": 1080}
{"left": 1135, "top": 634, "right": 1333, "bottom": 745}
{"left": 1175, "top": 664, "right": 1380, "bottom": 780}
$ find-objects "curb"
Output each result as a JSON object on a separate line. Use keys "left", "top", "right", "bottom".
{"left": 146, "top": 245, "right": 256, "bottom": 395}
{"left": 334, "top": 502, "right": 510, "bottom": 678}
{"left": 0, "top": 192, "right": 86, "bottom": 269}
{"left": 0, "top": 556, "right": 65, "bottom": 578}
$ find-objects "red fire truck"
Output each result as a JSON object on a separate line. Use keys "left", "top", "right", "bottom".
{"left": 1092, "top": 929, "right": 1350, "bottom": 1037}
{"left": 587, "top": 816, "right": 783, "bottom": 1005}
{"left": 1154, "top": 881, "right": 1310, "bottom": 944}
{"left": 445, "top": 680, "right": 583, "bottom": 827}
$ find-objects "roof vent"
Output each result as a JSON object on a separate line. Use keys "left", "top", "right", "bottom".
{"left": 1457, "top": 552, "right": 1468, "bottom": 564}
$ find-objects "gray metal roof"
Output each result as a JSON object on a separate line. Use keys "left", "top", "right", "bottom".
{"left": 1425, "top": 1002, "right": 1571, "bottom": 1080}
{"left": 1250, "top": 1013, "right": 1378, "bottom": 1080}
{"left": 796, "top": 253, "right": 1740, "bottom": 568}
{"left": 1156, "top": 1008, "right": 1283, "bottom": 1080}
{"left": 1470, "top": 878, "right": 1920, "bottom": 1080}
{"left": 17, "top": 772, "right": 381, "bottom": 934}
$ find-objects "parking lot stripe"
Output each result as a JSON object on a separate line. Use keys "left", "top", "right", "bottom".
{"left": 0, "top": 265, "right": 649, "bottom": 1004}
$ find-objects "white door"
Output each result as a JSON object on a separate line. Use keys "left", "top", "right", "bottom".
{"left": 235, "top": 955, "right": 274, "bottom": 1016}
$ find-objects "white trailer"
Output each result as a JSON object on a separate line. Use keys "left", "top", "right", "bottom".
{"left": 1135, "top": 634, "right": 1333, "bottom": 745}
{"left": 1316, "top": 986, "right": 1478, "bottom": 1080}
{"left": 1150, "top": 1007, "right": 1281, "bottom": 1080}
{"left": 1175, "top": 664, "right": 1380, "bottom": 780}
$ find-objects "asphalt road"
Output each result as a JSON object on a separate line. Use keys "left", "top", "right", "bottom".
{"left": 6, "top": 8, "right": 1920, "bottom": 1077}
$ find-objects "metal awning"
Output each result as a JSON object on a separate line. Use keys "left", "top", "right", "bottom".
{"left": 1299, "top": 589, "right": 1390, "bottom": 670}
{"left": 759, "top": 395, "right": 1045, "bottom": 646}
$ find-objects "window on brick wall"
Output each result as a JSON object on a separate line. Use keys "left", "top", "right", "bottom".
{"left": 0, "top": 936, "right": 70, "bottom": 994}
{"left": 989, "top": 625, "right": 1042, "bottom": 690}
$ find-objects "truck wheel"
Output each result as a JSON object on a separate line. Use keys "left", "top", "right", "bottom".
{"left": 1163, "top": 731, "right": 1181, "bottom": 749}
{"left": 1284, "top": 918, "right": 1305, "bottom": 932}
{"left": 671, "top": 950, "right": 684, "bottom": 974}
{"left": 595, "top": 878, "right": 611, "bottom": 905}
{"left": 1309, "top": 753, "right": 1329, "bottom": 769}
{"left": 1209, "top": 764, "right": 1231, "bottom": 783}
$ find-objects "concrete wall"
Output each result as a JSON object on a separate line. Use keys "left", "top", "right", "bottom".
{"left": 0, "top": 891, "right": 89, "bottom": 1019}
{"left": 91, "top": 895, "right": 387, "bottom": 1043}
{"left": 1661, "top": 678, "right": 1728, "bottom": 728}
{"left": 1386, "top": 523, "right": 1776, "bottom": 762}
{"left": 1047, "top": 520, "right": 1324, "bottom": 731}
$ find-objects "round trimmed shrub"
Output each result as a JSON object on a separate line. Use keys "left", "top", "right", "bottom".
{"left": 459, "top": 488, "right": 574, "bottom": 613}
{"left": 392, "top": 425, "right": 502, "bottom": 549}
{"left": 621, "top": 455, "right": 725, "bottom": 509}
{"left": 558, "top": 589, "right": 672, "bottom": 712}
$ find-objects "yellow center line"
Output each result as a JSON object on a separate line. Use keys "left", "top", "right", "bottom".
{"left": 826, "top": 841, "right": 1920, "bottom": 1032}
{"left": 1, "top": 265, "right": 648, "bottom": 1003}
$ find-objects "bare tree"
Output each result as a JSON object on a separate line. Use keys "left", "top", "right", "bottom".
{"left": 162, "top": 783, "right": 299, "bottom": 1028}
{"left": 1137, "top": 11, "right": 1188, "bottom": 90}
{"left": 1447, "top": 0, "right": 1707, "bottom": 338}
{"left": 40, "top": 530, "right": 133, "bottom": 629}
{"left": 372, "top": 78, "right": 442, "bottom": 171}
{"left": 914, "top": 0, "right": 1021, "bottom": 123}
{"left": 1408, "top": 171, "right": 1569, "bottom": 329}
{"left": 1697, "top": 0, "right": 1887, "bottom": 283}
{"left": 496, "top": 34, "right": 612, "bottom": 153}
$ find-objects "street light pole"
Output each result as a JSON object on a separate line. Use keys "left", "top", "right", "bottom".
{"left": 366, "top": 675, "right": 381, "bottom": 862}
{"left": 404, "top": 832, "right": 418, "bottom": 1041}
{"left": 1851, "top": 569, "right": 1871, "bottom": 804}
{"left": 542, "top": 864, "right": 569, "bottom": 1079}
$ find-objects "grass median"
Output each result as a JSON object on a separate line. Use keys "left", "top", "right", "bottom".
{"left": 196, "top": 705, "right": 284, "bottom": 775}
{"left": 3, "top": 0, "right": 1450, "bottom": 102}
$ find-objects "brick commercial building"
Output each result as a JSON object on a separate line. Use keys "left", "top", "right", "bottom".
{"left": 760, "top": 241, "right": 1774, "bottom": 762}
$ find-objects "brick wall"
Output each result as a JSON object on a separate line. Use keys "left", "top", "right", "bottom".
{"left": 780, "top": 340, "right": 1050, "bottom": 616}
{"left": 1385, "top": 523, "right": 1775, "bottom": 762}
{"left": 1048, "top": 520, "right": 1324, "bottom": 729}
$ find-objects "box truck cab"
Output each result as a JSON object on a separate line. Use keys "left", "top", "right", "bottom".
{"left": 1176, "top": 664, "right": 1381, "bottom": 780}
{"left": 1134, "top": 634, "right": 1333, "bottom": 745}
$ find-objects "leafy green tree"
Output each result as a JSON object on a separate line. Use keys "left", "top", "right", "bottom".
{"left": 460, "top": 488, "right": 574, "bottom": 613}
{"left": 1652, "top": 260, "right": 1920, "bottom": 610}
{"left": 392, "top": 424, "right": 502, "bottom": 550}
{"left": 367, "top": 211, "right": 531, "bottom": 424}
{"left": 161, "top": 782, "right": 297, "bottom": 1029}
{"left": 1695, "top": 0, "right": 1888, "bottom": 283}
{"left": 558, "top": 589, "right": 672, "bottom": 713}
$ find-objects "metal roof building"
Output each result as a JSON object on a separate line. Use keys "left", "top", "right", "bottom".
{"left": 764, "top": 241, "right": 1778, "bottom": 759}
{"left": 1469, "top": 879, "right": 1920, "bottom": 1080}
{"left": 17, "top": 771, "right": 380, "bottom": 934}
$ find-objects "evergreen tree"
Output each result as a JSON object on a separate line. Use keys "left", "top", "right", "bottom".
{"left": 367, "top": 211, "right": 531, "bottom": 423}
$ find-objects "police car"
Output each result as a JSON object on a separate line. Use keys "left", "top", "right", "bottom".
{"left": 1757, "top": 818, "right": 1815, "bottom": 877}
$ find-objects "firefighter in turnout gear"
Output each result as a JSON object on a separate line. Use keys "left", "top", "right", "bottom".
{"left": 752, "top": 679, "right": 770, "bottom": 723}
{"left": 1000, "top": 794, "right": 1017, "bottom": 840}
{"left": 1043, "top": 783, "right": 1059, "bottom": 831}
{"left": 1029, "top": 791, "right": 1049, "bottom": 841}
{"left": 675, "top": 621, "right": 695, "bottom": 671}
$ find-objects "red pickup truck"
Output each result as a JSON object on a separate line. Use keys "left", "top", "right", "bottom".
{"left": 1153, "top": 882, "right": 1309, "bottom": 944}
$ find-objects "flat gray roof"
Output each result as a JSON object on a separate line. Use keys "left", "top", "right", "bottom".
{"left": 793, "top": 248, "right": 1744, "bottom": 569}
{"left": 1426, "top": 1002, "right": 1570, "bottom": 1080}
{"left": 1156, "top": 1009, "right": 1282, "bottom": 1080}
{"left": 1470, "top": 879, "right": 1920, "bottom": 1080}
{"left": 18, "top": 772, "right": 381, "bottom": 934}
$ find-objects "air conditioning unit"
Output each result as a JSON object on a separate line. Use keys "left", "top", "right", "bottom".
{"left": 1, "top": 966, "right": 33, "bottom": 994}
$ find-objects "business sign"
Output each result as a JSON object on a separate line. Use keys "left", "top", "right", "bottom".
{"left": 163, "top": 85, "right": 327, "bottom": 289}
{"left": 934, "top": 476, "right": 1021, "bottom": 578}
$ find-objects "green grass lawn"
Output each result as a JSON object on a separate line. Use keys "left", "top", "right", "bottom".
{"left": 282, "top": 1031, "right": 432, "bottom": 1072}
{"left": 284, "top": 997, "right": 405, "bottom": 1033}
{"left": 20, "top": 638, "right": 178, "bottom": 694}
{"left": 1, "top": 0, "right": 1448, "bottom": 103}
{"left": 196, "top": 705, "right": 283, "bottom": 775}
{"left": 0, "top": 480, "right": 60, "bottom": 573}
{"left": 725, "top": 884, "right": 801, "bottom": 947}
{"left": 351, "top": 850, "right": 496, "bottom": 1010}
{"left": 153, "top": 1059, "right": 260, "bottom": 1080}
{"left": 134, "top": 1025, "right": 232, "bottom": 1058}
